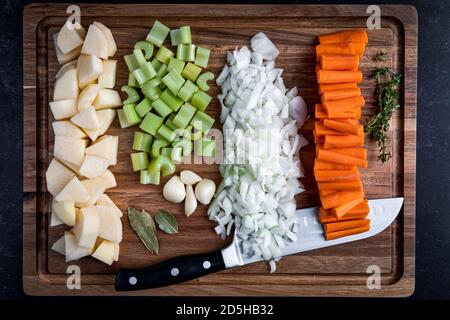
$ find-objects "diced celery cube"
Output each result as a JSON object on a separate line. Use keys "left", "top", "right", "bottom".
{"left": 177, "top": 44, "right": 196, "bottom": 62}
{"left": 121, "top": 86, "right": 140, "bottom": 105}
{"left": 131, "top": 152, "right": 149, "bottom": 171}
{"left": 160, "top": 88, "right": 184, "bottom": 112}
{"left": 128, "top": 73, "right": 139, "bottom": 87}
{"left": 146, "top": 20, "right": 170, "bottom": 47}
{"left": 173, "top": 103, "right": 197, "bottom": 129}
{"left": 196, "top": 72, "right": 214, "bottom": 91}
{"left": 160, "top": 147, "right": 173, "bottom": 158}
{"left": 135, "top": 98, "right": 153, "bottom": 117}
{"left": 191, "top": 110, "right": 215, "bottom": 133}
{"left": 148, "top": 155, "right": 176, "bottom": 177}
{"left": 124, "top": 50, "right": 146, "bottom": 72}
{"left": 134, "top": 41, "right": 154, "bottom": 60}
{"left": 190, "top": 90, "right": 212, "bottom": 112}
{"left": 117, "top": 108, "right": 135, "bottom": 128}
{"left": 139, "top": 112, "right": 163, "bottom": 135}
{"left": 141, "top": 81, "right": 162, "bottom": 101}
{"left": 156, "top": 46, "right": 175, "bottom": 65}
{"left": 133, "top": 61, "right": 157, "bottom": 85}
{"left": 165, "top": 115, "right": 178, "bottom": 131}
{"left": 146, "top": 77, "right": 162, "bottom": 88}
{"left": 167, "top": 57, "right": 185, "bottom": 74}
{"left": 140, "top": 169, "right": 160, "bottom": 185}
{"left": 195, "top": 46, "right": 211, "bottom": 68}
{"left": 162, "top": 70, "right": 185, "bottom": 95}
{"left": 178, "top": 79, "right": 198, "bottom": 102}
{"left": 182, "top": 62, "right": 202, "bottom": 82}
{"left": 123, "top": 104, "right": 142, "bottom": 124}
{"left": 152, "top": 98, "right": 173, "bottom": 118}
{"left": 152, "top": 57, "right": 163, "bottom": 71}
{"left": 170, "top": 26, "right": 192, "bottom": 46}
{"left": 156, "top": 64, "right": 168, "bottom": 79}
{"left": 170, "top": 29, "right": 182, "bottom": 47}
{"left": 133, "top": 49, "right": 147, "bottom": 66}
{"left": 157, "top": 124, "right": 176, "bottom": 142}
{"left": 151, "top": 138, "right": 170, "bottom": 157}
{"left": 133, "top": 131, "right": 153, "bottom": 152}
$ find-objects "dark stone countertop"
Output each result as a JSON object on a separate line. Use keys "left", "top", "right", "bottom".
{"left": 1, "top": 0, "right": 449, "bottom": 300}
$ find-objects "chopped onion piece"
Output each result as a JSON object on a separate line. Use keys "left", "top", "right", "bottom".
{"left": 209, "top": 34, "right": 307, "bottom": 271}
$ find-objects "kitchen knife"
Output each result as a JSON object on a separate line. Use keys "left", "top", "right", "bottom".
{"left": 115, "top": 197, "right": 403, "bottom": 291}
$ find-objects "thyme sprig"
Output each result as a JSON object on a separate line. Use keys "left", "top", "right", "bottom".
{"left": 373, "top": 51, "right": 388, "bottom": 63}
{"left": 364, "top": 63, "right": 402, "bottom": 164}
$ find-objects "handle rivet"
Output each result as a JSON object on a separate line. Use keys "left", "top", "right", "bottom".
{"left": 129, "top": 276, "right": 137, "bottom": 285}
{"left": 202, "top": 261, "right": 211, "bottom": 269}
{"left": 171, "top": 267, "right": 179, "bottom": 276}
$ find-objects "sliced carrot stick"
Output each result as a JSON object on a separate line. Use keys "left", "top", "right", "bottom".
{"left": 317, "top": 149, "right": 368, "bottom": 168}
{"left": 319, "top": 189, "right": 336, "bottom": 197}
{"left": 321, "top": 88, "right": 361, "bottom": 101}
{"left": 315, "top": 104, "right": 328, "bottom": 119}
{"left": 320, "top": 54, "right": 360, "bottom": 71}
{"left": 323, "top": 119, "right": 363, "bottom": 135}
{"left": 319, "top": 207, "right": 368, "bottom": 223}
{"left": 319, "top": 82, "right": 357, "bottom": 94}
{"left": 323, "top": 219, "right": 370, "bottom": 233}
{"left": 332, "top": 197, "right": 365, "bottom": 217}
{"left": 315, "top": 63, "right": 321, "bottom": 73}
{"left": 314, "top": 159, "right": 356, "bottom": 170}
{"left": 323, "top": 147, "right": 367, "bottom": 159}
{"left": 316, "top": 43, "right": 366, "bottom": 61}
{"left": 319, "top": 202, "right": 369, "bottom": 217}
{"left": 342, "top": 119, "right": 361, "bottom": 126}
{"left": 317, "top": 70, "right": 363, "bottom": 84}
{"left": 325, "top": 224, "right": 370, "bottom": 240}
{"left": 314, "top": 134, "right": 325, "bottom": 144}
{"left": 315, "top": 122, "right": 345, "bottom": 136}
{"left": 314, "top": 103, "right": 358, "bottom": 119}
{"left": 316, "top": 145, "right": 367, "bottom": 159}
{"left": 314, "top": 169, "right": 360, "bottom": 182}
{"left": 319, "top": 30, "right": 368, "bottom": 44}
{"left": 349, "top": 199, "right": 370, "bottom": 214}
{"left": 322, "top": 95, "right": 365, "bottom": 114}
{"left": 318, "top": 180, "right": 362, "bottom": 191}
{"left": 323, "top": 134, "right": 364, "bottom": 149}
{"left": 320, "top": 189, "right": 365, "bottom": 209}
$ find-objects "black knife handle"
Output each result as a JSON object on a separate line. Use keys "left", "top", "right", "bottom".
{"left": 115, "top": 250, "right": 225, "bottom": 291}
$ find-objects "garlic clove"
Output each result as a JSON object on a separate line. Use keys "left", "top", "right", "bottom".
{"left": 163, "top": 175, "right": 186, "bottom": 203}
{"left": 194, "top": 179, "right": 216, "bottom": 205}
{"left": 185, "top": 185, "right": 197, "bottom": 217}
{"left": 180, "top": 170, "right": 202, "bottom": 185}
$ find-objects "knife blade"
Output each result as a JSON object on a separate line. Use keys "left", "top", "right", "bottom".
{"left": 115, "top": 197, "right": 403, "bottom": 291}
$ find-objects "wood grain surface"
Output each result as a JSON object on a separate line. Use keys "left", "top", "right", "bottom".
{"left": 23, "top": 4, "right": 417, "bottom": 296}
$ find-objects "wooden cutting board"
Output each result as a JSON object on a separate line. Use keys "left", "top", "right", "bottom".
{"left": 23, "top": 4, "right": 417, "bottom": 296}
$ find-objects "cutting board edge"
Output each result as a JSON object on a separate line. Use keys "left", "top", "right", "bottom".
{"left": 23, "top": 4, "right": 417, "bottom": 297}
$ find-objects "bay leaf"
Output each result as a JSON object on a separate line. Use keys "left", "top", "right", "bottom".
{"left": 155, "top": 210, "right": 178, "bottom": 234}
{"left": 128, "top": 207, "right": 159, "bottom": 254}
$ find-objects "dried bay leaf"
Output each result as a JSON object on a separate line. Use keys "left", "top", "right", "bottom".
{"left": 128, "top": 207, "right": 159, "bottom": 254}
{"left": 155, "top": 210, "right": 178, "bottom": 234}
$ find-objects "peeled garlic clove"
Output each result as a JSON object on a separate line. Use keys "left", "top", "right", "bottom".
{"left": 180, "top": 170, "right": 202, "bottom": 185}
{"left": 163, "top": 175, "right": 186, "bottom": 203}
{"left": 185, "top": 185, "right": 197, "bottom": 217}
{"left": 194, "top": 179, "right": 216, "bottom": 205}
